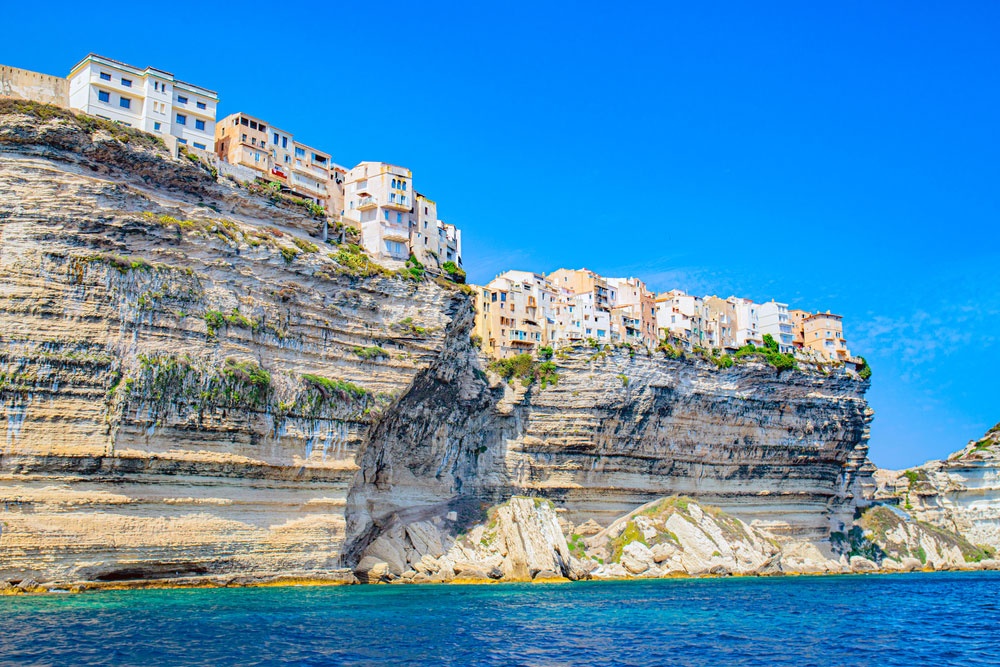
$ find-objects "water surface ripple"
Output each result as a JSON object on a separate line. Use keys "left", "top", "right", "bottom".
{"left": 1, "top": 572, "right": 997, "bottom": 666}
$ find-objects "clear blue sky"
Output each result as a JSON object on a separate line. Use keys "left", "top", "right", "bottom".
{"left": 3, "top": 1, "right": 997, "bottom": 469}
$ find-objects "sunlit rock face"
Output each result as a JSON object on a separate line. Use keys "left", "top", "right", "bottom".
{"left": 345, "top": 315, "right": 875, "bottom": 562}
{"left": 876, "top": 424, "right": 1000, "bottom": 550}
{"left": 1, "top": 105, "right": 874, "bottom": 585}
{"left": 0, "top": 105, "right": 466, "bottom": 584}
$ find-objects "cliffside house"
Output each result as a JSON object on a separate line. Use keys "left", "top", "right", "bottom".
{"left": 68, "top": 54, "right": 218, "bottom": 152}
{"left": 802, "top": 312, "right": 851, "bottom": 361}
{"left": 475, "top": 271, "right": 555, "bottom": 359}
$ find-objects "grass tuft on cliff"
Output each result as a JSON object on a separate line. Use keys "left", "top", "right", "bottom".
{"left": 331, "top": 245, "right": 391, "bottom": 278}
{"left": 301, "top": 374, "right": 370, "bottom": 401}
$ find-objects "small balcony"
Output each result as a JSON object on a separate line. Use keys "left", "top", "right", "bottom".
{"left": 357, "top": 197, "right": 378, "bottom": 210}
{"left": 382, "top": 223, "right": 410, "bottom": 243}
{"left": 384, "top": 195, "right": 411, "bottom": 212}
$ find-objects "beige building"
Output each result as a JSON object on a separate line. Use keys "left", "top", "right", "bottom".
{"left": 289, "top": 140, "right": 331, "bottom": 205}
{"left": 215, "top": 112, "right": 333, "bottom": 209}
{"left": 703, "top": 297, "right": 739, "bottom": 350}
{"left": 803, "top": 312, "right": 851, "bottom": 361}
{"left": 547, "top": 269, "right": 616, "bottom": 344}
{"left": 789, "top": 309, "right": 811, "bottom": 349}
{"left": 215, "top": 112, "right": 272, "bottom": 174}
{"left": 475, "top": 271, "right": 556, "bottom": 359}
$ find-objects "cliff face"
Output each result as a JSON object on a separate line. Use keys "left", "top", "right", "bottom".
{"left": 347, "top": 345, "right": 874, "bottom": 564}
{"left": 0, "top": 103, "right": 466, "bottom": 583}
{"left": 1, "top": 103, "right": 876, "bottom": 586}
{"left": 875, "top": 424, "right": 1000, "bottom": 551}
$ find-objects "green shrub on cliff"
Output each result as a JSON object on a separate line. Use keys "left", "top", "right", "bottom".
{"left": 82, "top": 253, "right": 154, "bottom": 274}
{"left": 442, "top": 260, "right": 466, "bottom": 284}
{"left": 713, "top": 355, "right": 734, "bottom": 369}
{"left": 855, "top": 356, "right": 872, "bottom": 380}
{"left": 489, "top": 353, "right": 559, "bottom": 388}
{"left": 292, "top": 237, "right": 319, "bottom": 253}
{"left": 403, "top": 254, "right": 425, "bottom": 281}
{"left": 734, "top": 342, "right": 797, "bottom": 372}
{"left": 0, "top": 99, "right": 166, "bottom": 149}
{"left": 658, "top": 342, "right": 683, "bottom": 360}
{"left": 332, "top": 244, "right": 388, "bottom": 278}
{"left": 220, "top": 358, "right": 271, "bottom": 406}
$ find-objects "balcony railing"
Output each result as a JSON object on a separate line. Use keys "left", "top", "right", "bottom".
{"left": 382, "top": 223, "right": 410, "bottom": 242}
{"left": 384, "top": 195, "right": 410, "bottom": 211}
{"left": 357, "top": 197, "right": 378, "bottom": 210}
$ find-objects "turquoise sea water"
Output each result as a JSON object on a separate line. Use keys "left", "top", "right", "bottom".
{"left": 1, "top": 572, "right": 998, "bottom": 666}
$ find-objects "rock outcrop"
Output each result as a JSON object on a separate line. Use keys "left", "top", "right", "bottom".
{"left": 0, "top": 101, "right": 881, "bottom": 587}
{"left": 834, "top": 505, "right": 993, "bottom": 571}
{"left": 874, "top": 423, "right": 1000, "bottom": 552}
{"left": 355, "top": 496, "right": 580, "bottom": 584}
{"left": 582, "top": 497, "right": 783, "bottom": 578}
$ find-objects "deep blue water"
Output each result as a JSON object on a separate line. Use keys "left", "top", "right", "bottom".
{"left": 1, "top": 572, "right": 998, "bottom": 666}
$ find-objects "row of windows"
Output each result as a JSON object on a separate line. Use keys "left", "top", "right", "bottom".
{"left": 390, "top": 178, "right": 408, "bottom": 191}
{"left": 237, "top": 117, "right": 267, "bottom": 132}
{"left": 96, "top": 90, "right": 208, "bottom": 132}
{"left": 175, "top": 114, "right": 207, "bottom": 131}
{"left": 99, "top": 72, "right": 207, "bottom": 109}
{"left": 175, "top": 95, "right": 208, "bottom": 110}
{"left": 383, "top": 210, "right": 405, "bottom": 223}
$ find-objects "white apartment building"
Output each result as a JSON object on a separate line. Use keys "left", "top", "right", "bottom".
{"left": 68, "top": 54, "right": 217, "bottom": 151}
{"left": 551, "top": 290, "right": 613, "bottom": 345}
{"left": 343, "top": 161, "right": 415, "bottom": 263}
{"left": 758, "top": 301, "right": 795, "bottom": 352}
{"left": 730, "top": 297, "right": 762, "bottom": 347}
{"left": 438, "top": 222, "right": 462, "bottom": 268}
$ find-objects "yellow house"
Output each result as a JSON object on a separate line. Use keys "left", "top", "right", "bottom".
{"left": 475, "top": 271, "right": 556, "bottom": 359}
{"left": 215, "top": 112, "right": 273, "bottom": 175}
{"left": 802, "top": 312, "right": 850, "bottom": 361}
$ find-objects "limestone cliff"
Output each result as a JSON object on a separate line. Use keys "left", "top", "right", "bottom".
{"left": 0, "top": 102, "right": 879, "bottom": 587}
{"left": 347, "top": 343, "right": 875, "bottom": 567}
{"left": 0, "top": 101, "right": 467, "bottom": 584}
{"left": 875, "top": 423, "right": 1000, "bottom": 551}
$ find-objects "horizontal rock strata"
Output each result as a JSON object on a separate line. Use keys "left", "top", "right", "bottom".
{"left": 1, "top": 103, "right": 880, "bottom": 586}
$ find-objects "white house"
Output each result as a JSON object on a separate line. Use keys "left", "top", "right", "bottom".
{"left": 758, "top": 301, "right": 795, "bottom": 352}
{"left": 730, "top": 297, "right": 762, "bottom": 348}
{"left": 68, "top": 54, "right": 218, "bottom": 151}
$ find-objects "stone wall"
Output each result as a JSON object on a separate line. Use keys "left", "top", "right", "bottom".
{"left": 0, "top": 65, "right": 68, "bottom": 106}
